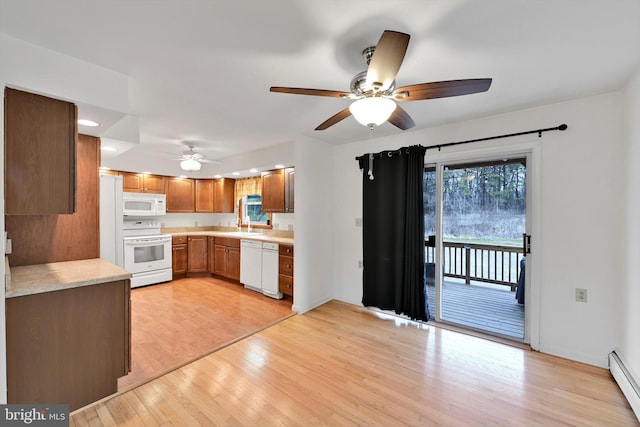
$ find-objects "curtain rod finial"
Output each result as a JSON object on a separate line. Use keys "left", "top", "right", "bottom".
{"left": 558, "top": 124, "right": 568, "bottom": 131}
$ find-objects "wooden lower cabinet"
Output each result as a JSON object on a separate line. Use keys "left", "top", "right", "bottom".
{"left": 187, "top": 236, "right": 208, "bottom": 272}
{"left": 279, "top": 244, "right": 294, "bottom": 297}
{"left": 6, "top": 280, "right": 131, "bottom": 411}
{"left": 208, "top": 237, "right": 216, "bottom": 273}
{"left": 214, "top": 237, "right": 240, "bottom": 281}
{"left": 172, "top": 236, "right": 188, "bottom": 278}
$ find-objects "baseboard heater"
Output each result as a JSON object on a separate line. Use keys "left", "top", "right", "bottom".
{"left": 609, "top": 351, "right": 640, "bottom": 421}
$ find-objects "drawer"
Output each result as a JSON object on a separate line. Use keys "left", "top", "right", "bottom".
{"left": 172, "top": 235, "right": 187, "bottom": 244}
{"left": 279, "top": 274, "right": 293, "bottom": 296}
{"left": 279, "top": 256, "right": 293, "bottom": 276}
{"left": 279, "top": 245, "right": 294, "bottom": 256}
{"left": 215, "top": 237, "right": 240, "bottom": 248}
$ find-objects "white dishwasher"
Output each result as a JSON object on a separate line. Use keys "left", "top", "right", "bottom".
{"left": 240, "top": 240, "right": 262, "bottom": 292}
{"left": 261, "top": 242, "right": 282, "bottom": 299}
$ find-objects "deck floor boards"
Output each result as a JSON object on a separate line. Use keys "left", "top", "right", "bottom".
{"left": 426, "top": 280, "right": 524, "bottom": 339}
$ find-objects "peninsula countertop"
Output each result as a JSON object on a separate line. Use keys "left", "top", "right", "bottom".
{"left": 5, "top": 258, "right": 132, "bottom": 298}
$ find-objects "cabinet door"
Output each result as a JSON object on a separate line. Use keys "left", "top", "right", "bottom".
{"left": 195, "top": 179, "right": 214, "bottom": 213}
{"left": 284, "top": 167, "right": 295, "bottom": 213}
{"left": 261, "top": 169, "right": 285, "bottom": 212}
{"left": 172, "top": 244, "right": 187, "bottom": 275}
{"left": 166, "top": 178, "right": 195, "bottom": 212}
{"left": 207, "top": 237, "right": 216, "bottom": 273}
{"left": 227, "top": 247, "right": 241, "bottom": 281}
{"left": 143, "top": 174, "right": 166, "bottom": 194}
{"left": 5, "top": 88, "right": 77, "bottom": 215}
{"left": 214, "top": 244, "right": 227, "bottom": 276}
{"left": 121, "top": 172, "right": 144, "bottom": 193}
{"left": 187, "top": 236, "right": 208, "bottom": 272}
{"left": 6, "top": 280, "right": 130, "bottom": 411}
{"left": 213, "top": 178, "right": 236, "bottom": 213}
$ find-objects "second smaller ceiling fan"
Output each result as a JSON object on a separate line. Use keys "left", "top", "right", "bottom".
{"left": 270, "top": 30, "right": 492, "bottom": 131}
{"left": 174, "top": 143, "right": 219, "bottom": 171}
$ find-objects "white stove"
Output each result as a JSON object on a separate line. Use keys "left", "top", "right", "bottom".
{"left": 123, "top": 220, "right": 172, "bottom": 288}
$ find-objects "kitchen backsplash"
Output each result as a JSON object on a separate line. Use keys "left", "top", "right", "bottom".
{"left": 160, "top": 212, "right": 295, "bottom": 234}
{"left": 160, "top": 213, "right": 236, "bottom": 229}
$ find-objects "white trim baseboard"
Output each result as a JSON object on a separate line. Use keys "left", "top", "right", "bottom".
{"left": 609, "top": 350, "right": 640, "bottom": 422}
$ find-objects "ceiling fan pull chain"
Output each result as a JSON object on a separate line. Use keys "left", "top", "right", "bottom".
{"left": 368, "top": 153, "right": 374, "bottom": 181}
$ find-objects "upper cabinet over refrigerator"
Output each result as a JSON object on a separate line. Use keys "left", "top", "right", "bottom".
{"left": 123, "top": 192, "right": 166, "bottom": 216}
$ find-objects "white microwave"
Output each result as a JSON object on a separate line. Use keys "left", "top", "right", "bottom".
{"left": 123, "top": 192, "right": 166, "bottom": 216}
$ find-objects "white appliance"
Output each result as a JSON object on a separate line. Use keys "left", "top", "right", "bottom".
{"left": 240, "top": 240, "right": 262, "bottom": 292}
{"left": 240, "top": 240, "right": 282, "bottom": 299}
{"left": 123, "top": 192, "right": 166, "bottom": 217}
{"left": 99, "top": 174, "right": 124, "bottom": 267}
{"left": 261, "top": 242, "right": 282, "bottom": 299}
{"left": 123, "top": 219, "right": 172, "bottom": 288}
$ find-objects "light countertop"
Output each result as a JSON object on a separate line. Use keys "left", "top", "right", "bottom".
{"left": 6, "top": 258, "right": 131, "bottom": 298}
{"left": 166, "top": 230, "right": 294, "bottom": 245}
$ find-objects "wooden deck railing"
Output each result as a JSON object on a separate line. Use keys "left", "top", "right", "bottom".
{"left": 425, "top": 241, "right": 524, "bottom": 291}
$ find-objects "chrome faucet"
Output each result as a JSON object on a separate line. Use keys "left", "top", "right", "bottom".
{"left": 246, "top": 216, "right": 251, "bottom": 233}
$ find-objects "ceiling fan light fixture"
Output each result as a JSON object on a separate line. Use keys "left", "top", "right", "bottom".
{"left": 180, "top": 158, "right": 201, "bottom": 171}
{"left": 349, "top": 97, "right": 397, "bottom": 127}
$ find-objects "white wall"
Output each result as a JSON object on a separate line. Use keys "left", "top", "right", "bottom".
{"left": 272, "top": 213, "right": 295, "bottom": 232}
{"left": 620, "top": 66, "right": 640, "bottom": 381}
{"left": 160, "top": 213, "right": 236, "bottom": 229}
{"left": 333, "top": 92, "right": 625, "bottom": 367}
{"left": 292, "top": 135, "right": 333, "bottom": 313}
{"left": 1, "top": 34, "right": 128, "bottom": 112}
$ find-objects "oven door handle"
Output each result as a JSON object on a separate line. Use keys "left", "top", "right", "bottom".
{"left": 124, "top": 237, "right": 171, "bottom": 246}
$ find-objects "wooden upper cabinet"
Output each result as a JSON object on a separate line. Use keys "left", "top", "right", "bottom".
{"left": 143, "top": 174, "right": 166, "bottom": 193}
{"left": 121, "top": 172, "right": 165, "bottom": 194}
{"left": 195, "top": 179, "right": 214, "bottom": 213}
{"left": 5, "top": 88, "right": 77, "bottom": 215}
{"left": 213, "top": 178, "right": 236, "bottom": 213}
{"left": 99, "top": 169, "right": 119, "bottom": 177}
{"left": 261, "top": 169, "right": 285, "bottom": 213}
{"left": 165, "top": 177, "right": 195, "bottom": 212}
{"left": 121, "top": 172, "right": 144, "bottom": 192}
{"left": 284, "top": 167, "right": 295, "bottom": 213}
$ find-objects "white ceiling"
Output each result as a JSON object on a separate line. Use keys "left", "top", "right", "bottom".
{"left": 1, "top": 0, "right": 639, "bottom": 176}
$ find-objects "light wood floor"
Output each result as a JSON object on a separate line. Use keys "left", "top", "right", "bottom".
{"left": 73, "top": 300, "right": 637, "bottom": 426}
{"left": 118, "top": 277, "right": 294, "bottom": 390}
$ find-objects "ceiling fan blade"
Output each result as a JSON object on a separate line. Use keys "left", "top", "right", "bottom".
{"left": 200, "top": 158, "right": 221, "bottom": 164}
{"left": 387, "top": 105, "right": 415, "bottom": 130}
{"left": 315, "top": 107, "right": 352, "bottom": 130}
{"left": 365, "top": 30, "right": 410, "bottom": 92}
{"left": 270, "top": 87, "right": 352, "bottom": 98}
{"left": 393, "top": 78, "right": 492, "bottom": 101}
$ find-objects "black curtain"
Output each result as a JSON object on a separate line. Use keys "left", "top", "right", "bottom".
{"left": 357, "top": 145, "right": 430, "bottom": 321}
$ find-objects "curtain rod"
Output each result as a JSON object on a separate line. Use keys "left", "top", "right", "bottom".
{"left": 355, "top": 123, "right": 568, "bottom": 161}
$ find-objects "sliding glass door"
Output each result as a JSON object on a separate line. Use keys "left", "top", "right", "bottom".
{"left": 426, "top": 158, "right": 527, "bottom": 340}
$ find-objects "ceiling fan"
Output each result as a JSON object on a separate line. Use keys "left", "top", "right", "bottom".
{"left": 174, "top": 143, "right": 218, "bottom": 171}
{"left": 270, "top": 30, "right": 492, "bottom": 131}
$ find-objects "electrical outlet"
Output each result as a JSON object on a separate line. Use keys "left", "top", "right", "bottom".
{"left": 575, "top": 288, "right": 588, "bottom": 303}
{"left": 358, "top": 260, "right": 363, "bottom": 269}
{"left": 355, "top": 218, "right": 363, "bottom": 227}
